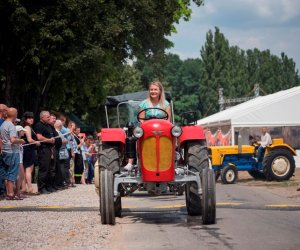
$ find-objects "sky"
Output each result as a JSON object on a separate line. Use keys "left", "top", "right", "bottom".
{"left": 168, "top": 0, "right": 300, "bottom": 71}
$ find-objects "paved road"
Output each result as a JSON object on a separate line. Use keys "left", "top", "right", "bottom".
{"left": 1, "top": 183, "right": 300, "bottom": 250}
{"left": 111, "top": 184, "right": 300, "bottom": 250}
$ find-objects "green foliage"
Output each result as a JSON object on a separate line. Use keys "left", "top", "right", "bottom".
{"left": 1, "top": 0, "right": 298, "bottom": 130}
{"left": 0, "top": 0, "right": 200, "bottom": 129}
{"left": 135, "top": 27, "right": 299, "bottom": 121}
{"left": 199, "top": 27, "right": 299, "bottom": 117}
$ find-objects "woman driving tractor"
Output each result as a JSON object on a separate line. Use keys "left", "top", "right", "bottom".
{"left": 124, "top": 80, "right": 170, "bottom": 171}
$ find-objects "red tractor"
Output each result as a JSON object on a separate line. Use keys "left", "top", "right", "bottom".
{"left": 95, "top": 91, "right": 216, "bottom": 225}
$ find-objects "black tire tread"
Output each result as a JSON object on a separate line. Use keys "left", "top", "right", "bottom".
{"left": 263, "top": 148, "right": 295, "bottom": 181}
{"left": 202, "top": 168, "right": 216, "bottom": 224}
{"left": 220, "top": 165, "right": 238, "bottom": 184}
{"left": 186, "top": 141, "right": 209, "bottom": 216}
{"left": 99, "top": 146, "right": 121, "bottom": 225}
{"left": 100, "top": 169, "right": 115, "bottom": 225}
{"left": 248, "top": 169, "right": 266, "bottom": 180}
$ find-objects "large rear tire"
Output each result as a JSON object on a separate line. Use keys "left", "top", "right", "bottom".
{"left": 185, "top": 141, "right": 209, "bottom": 216}
{"left": 202, "top": 168, "right": 216, "bottom": 225}
{"left": 99, "top": 146, "right": 121, "bottom": 225}
{"left": 263, "top": 148, "right": 295, "bottom": 181}
{"left": 248, "top": 169, "right": 265, "bottom": 180}
{"left": 215, "top": 171, "right": 221, "bottom": 181}
{"left": 115, "top": 195, "right": 122, "bottom": 218}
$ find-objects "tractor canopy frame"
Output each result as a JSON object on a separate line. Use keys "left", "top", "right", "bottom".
{"left": 104, "top": 91, "right": 174, "bottom": 128}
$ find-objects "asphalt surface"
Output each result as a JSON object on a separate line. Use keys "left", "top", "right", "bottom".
{"left": 1, "top": 183, "right": 300, "bottom": 250}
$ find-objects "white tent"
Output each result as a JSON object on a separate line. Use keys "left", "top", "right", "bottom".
{"left": 197, "top": 86, "right": 300, "bottom": 166}
{"left": 197, "top": 86, "right": 300, "bottom": 144}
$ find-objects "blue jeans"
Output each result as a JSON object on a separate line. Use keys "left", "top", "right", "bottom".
{"left": 0, "top": 154, "right": 6, "bottom": 194}
{"left": 256, "top": 146, "right": 266, "bottom": 161}
{"left": 87, "top": 160, "right": 94, "bottom": 183}
{"left": 2, "top": 152, "right": 20, "bottom": 181}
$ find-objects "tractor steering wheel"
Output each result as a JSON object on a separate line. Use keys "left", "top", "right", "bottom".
{"left": 137, "top": 108, "right": 169, "bottom": 122}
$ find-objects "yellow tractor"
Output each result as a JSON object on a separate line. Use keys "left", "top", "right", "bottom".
{"left": 210, "top": 138, "right": 296, "bottom": 184}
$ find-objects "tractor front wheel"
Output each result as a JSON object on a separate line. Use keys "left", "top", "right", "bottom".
{"left": 221, "top": 165, "right": 238, "bottom": 184}
{"left": 100, "top": 169, "right": 116, "bottom": 225}
{"left": 99, "top": 146, "right": 122, "bottom": 225}
{"left": 202, "top": 167, "right": 216, "bottom": 225}
{"left": 185, "top": 141, "right": 209, "bottom": 216}
{"left": 263, "top": 148, "right": 295, "bottom": 181}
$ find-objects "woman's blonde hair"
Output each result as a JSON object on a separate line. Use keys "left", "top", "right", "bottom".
{"left": 147, "top": 80, "right": 166, "bottom": 108}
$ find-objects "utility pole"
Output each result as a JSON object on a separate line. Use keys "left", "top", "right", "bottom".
{"left": 218, "top": 88, "right": 224, "bottom": 111}
{"left": 219, "top": 84, "right": 260, "bottom": 111}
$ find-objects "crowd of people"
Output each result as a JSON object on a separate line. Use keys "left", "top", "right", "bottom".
{"left": 0, "top": 104, "right": 98, "bottom": 200}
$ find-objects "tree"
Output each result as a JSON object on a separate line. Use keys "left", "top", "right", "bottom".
{"left": 0, "top": 0, "right": 204, "bottom": 126}
{"left": 199, "top": 27, "right": 300, "bottom": 116}
{"left": 199, "top": 27, "right": 231, "bottom": 116}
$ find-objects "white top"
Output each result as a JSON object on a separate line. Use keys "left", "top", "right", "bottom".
{"left": 261, "top": 132, "right": 272, "bottom": 147}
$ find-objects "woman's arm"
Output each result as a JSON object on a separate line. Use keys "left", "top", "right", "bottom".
{"left": 25, "top": 126, "right": 35, "bottom": 143}
{"left": 166, "top": 106, "right": 171, "bottom": 122}
{"left": 139, "top": 110, "right": 145, "bottom": 123}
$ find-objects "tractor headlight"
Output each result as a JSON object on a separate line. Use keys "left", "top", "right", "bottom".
{"left": 133, "top": 127, "right": 144, "bottom": 138}
{"left": 171, "top": 125, "right": 182, "bottom": 137}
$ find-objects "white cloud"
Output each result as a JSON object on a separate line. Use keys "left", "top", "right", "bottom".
{"left": 281, "top": 0, "right": 300, "bottom": 21}
{"left": 168, "top": 0, "right": 300, "bottom": 70}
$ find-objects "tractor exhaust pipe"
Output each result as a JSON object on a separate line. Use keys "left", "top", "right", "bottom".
{"left": 238, "top": 134, "right": 242, "bottom": 154}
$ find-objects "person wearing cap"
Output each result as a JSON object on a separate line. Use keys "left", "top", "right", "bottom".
{"left": 21, "top": 112, "right": 40, "bottom": 195}
{"left": 0, "top": 108, "right": 25, "bottom": 200}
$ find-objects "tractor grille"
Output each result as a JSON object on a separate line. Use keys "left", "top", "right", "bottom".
{"left": 142, "top": 136, "right": 172, "bottom": 172}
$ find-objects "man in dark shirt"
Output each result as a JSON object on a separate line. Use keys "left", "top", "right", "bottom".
{"left": 34, "top": 111, "right": 55, "bottom": 194}
{"left": 49, "top": 114, "right": 63, "bottom": 189}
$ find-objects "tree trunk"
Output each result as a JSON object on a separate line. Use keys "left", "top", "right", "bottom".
{"left": 4, "top": 62, "right": 13, "bottom": 106}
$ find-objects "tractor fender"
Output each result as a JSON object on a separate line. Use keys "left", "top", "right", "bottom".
{"left": 179, "top": 125, "right": 205, "bottom": 146}
{"left": 101, "top": 128, "right": 126, "bottom": 145}
{"left": 266, "top": 144, "right": 297, "bottom": 156}
{"left": 226, "top": 162, "right": 236, "bottom": 168}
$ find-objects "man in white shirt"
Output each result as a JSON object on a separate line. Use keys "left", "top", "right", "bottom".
{"left": 255, "top": 128, "right": 272, "bottom": 161}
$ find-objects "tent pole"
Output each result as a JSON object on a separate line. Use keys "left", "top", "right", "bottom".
{"left": 231, "top": 126, "right": 234, "bottom": 145}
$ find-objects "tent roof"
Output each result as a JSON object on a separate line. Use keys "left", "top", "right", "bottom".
{"left": 197, "top": 86, "right": 300, "bottom": 128}
{"left": 105, "top": 91, "right": 172, "bottom": 107}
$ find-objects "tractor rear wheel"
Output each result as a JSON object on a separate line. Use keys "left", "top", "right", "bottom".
{"left": 248, "top": 169, "right": 265, "bottom": 180}
{"left": 185, "top": 141, "right": 209, "bottom": 216}
{"left": 202, "top": 167, "right": 216, "bottom": 225}
{"left": 99, "top": 146, "right": 121, "bottom": 225}
{"left": 115, "top": 195, "right": 122, "bottom": 218}
{"left": 263, "top": 148, "right": 295, "bottom": 181}
{"left": 220, "top": 165, "right": 238, "bottom": 184}
{"left": 215, "top": 171, "right": 221, "bottom": 181}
